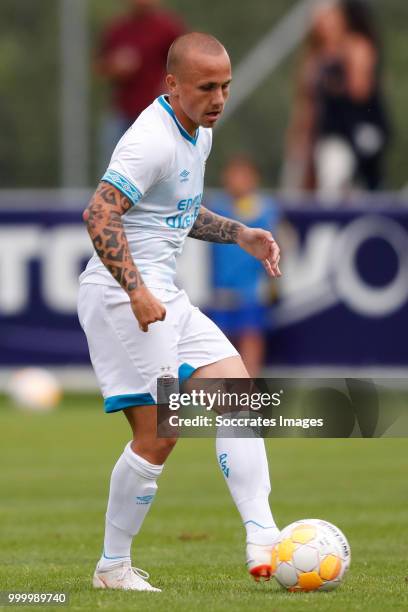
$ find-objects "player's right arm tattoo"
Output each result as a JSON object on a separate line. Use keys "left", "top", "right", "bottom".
{"left": 82, "top": 181, "right": 144, "bottom": 293}
{"left": 188, "top": 206, "right": 244, "bottom": 243}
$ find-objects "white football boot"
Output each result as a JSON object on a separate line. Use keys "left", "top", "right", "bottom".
{"left": 246, "top": 543, "right": 275, "bottom": 581}
{"left": 92, "top": 560, "right": 161, "bottom": 592}
{"left": 246, "top": 529, "right": 281, "bottom": 582}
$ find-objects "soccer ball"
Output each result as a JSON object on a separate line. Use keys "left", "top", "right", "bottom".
{"left": 272, "top": 519, "right": 351, "bottom": 592}
{"left": 7, "top": 368, "right": 62, "bottom": 412}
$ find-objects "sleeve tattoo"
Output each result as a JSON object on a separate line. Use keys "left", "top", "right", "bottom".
{"left": 83, "top": 181, "right": 144, "bottom": 293}
{"left": 188, "top": 206, "right": 244, "bottom": 243}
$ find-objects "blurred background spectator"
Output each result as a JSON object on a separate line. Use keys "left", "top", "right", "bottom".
{"left": 96, "top": 0, "right": 185, "bottom": 167}
{"left": 283, "top": 0, "right": 391, "bottom": 201}
{"left": 206, "top": 156, "right": 280, "bottom": 377}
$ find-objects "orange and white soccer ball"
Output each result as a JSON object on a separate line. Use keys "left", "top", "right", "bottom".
{"left": 272, "top": 519, "right": 351, "bottom": 592}
{"left": 7, "top": 368, "right": 62, "bottom": 412}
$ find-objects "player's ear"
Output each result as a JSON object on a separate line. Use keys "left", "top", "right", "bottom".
{"left": 166, "top": 73, "right": 178, "bottom": 96}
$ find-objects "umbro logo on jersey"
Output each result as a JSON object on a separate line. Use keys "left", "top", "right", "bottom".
{"left": 179, "top": 169, "right": 190, "bottom": 182}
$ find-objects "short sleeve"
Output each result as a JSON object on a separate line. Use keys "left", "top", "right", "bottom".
{"left": 101, "top": 127, "right": 174, "bottom": 206}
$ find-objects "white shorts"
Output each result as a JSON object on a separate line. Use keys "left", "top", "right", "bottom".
{"left": 77, "top": 283, "right": 238, "bottom": 413}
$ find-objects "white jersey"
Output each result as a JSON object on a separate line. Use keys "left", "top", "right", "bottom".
{"left": 79, "top": 95, "right": 212, "bottom": 291}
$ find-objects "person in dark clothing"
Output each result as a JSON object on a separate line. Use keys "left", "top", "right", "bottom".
{"left": 284, "top": 0, "right": 390, "bottom": 199}
{"left": 97, "top": 0, "right": 185, "bottom": 164}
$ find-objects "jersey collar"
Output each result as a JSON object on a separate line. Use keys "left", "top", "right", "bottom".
{"left": 158, "top": 95, "right": 199, "bottom": 146}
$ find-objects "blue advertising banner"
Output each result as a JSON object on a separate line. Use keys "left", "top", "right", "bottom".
{"left": 0, "top": 202, "right": 407, "bottom": 367}
{"left": 0, "top": 210, "right": 92, "bottom": 365}
{"left": 269, "top": 209, "right": 408, "bottom": 366}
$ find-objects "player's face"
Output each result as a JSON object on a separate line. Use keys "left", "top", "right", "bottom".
{"left": 167, "top": 51, "right": 232, "bottom": 130}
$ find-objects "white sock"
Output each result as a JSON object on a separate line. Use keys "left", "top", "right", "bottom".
{"left": 98, "top": 442, "right": 163, "bottom": 569}
{"left": 216, "top": 428, "right": 279, "bottom": 545}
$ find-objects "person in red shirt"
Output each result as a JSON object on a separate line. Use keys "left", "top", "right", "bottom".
{"left": 97, "top": 0, "right": 186, "bottom": 161}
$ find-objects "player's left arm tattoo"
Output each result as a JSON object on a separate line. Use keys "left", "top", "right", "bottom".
{"left": 188, "top": 206, "right": 245, "bottom": 243}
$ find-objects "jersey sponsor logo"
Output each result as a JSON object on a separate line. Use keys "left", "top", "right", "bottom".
{"left": 179, "top": 169, "right": 190, "bottom": 182}
{"left": 165, "top": 194, "right": 202, "bottom": 230}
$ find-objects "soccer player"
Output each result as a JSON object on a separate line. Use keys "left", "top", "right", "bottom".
{"left": 78, "top": 32, "right": 281, "bottom": 592}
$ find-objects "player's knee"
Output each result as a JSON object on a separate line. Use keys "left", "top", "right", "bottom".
{"left": 134, "top": 436, "right": 178, "bottom": 463}
{"left": 156, "top": 436, "right": 178, "bottom": 453}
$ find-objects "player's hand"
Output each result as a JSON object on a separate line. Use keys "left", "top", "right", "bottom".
{"left": 129, "top": 286, "right": 166, "bottom": 332}
{"left": 236, "top": 227, "right": 282, "bottom": 278}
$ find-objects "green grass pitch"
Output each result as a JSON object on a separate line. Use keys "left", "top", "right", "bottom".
{"left": 0, "top": 393, "right": 407, "bottom": 611}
